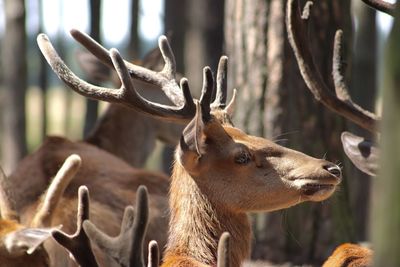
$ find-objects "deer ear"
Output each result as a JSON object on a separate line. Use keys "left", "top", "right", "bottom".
{"left": 3, "top": 226, "right": 60, "bottom": 256}
{"left": 180, "top": 101, "right": 205, "bottom": 159}
{"left": 341, "top": 132, "right": 379, "bottom": 176}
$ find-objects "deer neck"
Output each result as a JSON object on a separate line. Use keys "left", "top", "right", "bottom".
{"left": 85, "top": 104, "right": 156, "bottom": 167}
{"left": 165, "top": 162, "right": 251, "bottom": 266}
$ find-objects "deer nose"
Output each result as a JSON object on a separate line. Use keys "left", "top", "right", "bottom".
{"left": 323, "top": 163, "right": 342, "bottom": 178}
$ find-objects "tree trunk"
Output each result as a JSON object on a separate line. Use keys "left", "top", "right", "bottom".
{"left": 38, "top": 0, "right": 48, "bottom": 142}
{"left": 225, "top": 0, "right": 354, "bottom": 264}
{"left": 348, "top": 0, "right": 377, "bottom": 242}
{"left": 83, "top": 0, "right": 102, "bottom": 137}
{"left": 184, "top": 0, "right": 224, "bottom": 91}
{"left": 1, "top": 0, "right": 28, "bottom": 174}
{"left": 128, "top": 0, "right": 140, "bottom": 59}
{"left": 371, "top": 4, "right": 400, "bottom": 266}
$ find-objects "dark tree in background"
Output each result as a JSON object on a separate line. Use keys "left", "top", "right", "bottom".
{"left": 38, "top": 0, "right": 48, "bottom": 142}
{"left": 164, "top": 0, "right": 187, "bottom": 74}
{"left": 184, "top": 0, "right": 224, "bottom": 90}
{"left": 128, "top": 0, "right": 140, "bottom": 59}
{"left": 348, "top": 0, "right": 377, "bottom": 242}
{"left": 83, "top": 0, "right": 102, "bottom": 137}
{"left": 1, "top": 0, "right": 28, "bottom": 174}
{"left": 164, "top": 0, "right": 224, "bottom": 91}
{"left": 225, "top": 0, "right": 358, "bottom": 264}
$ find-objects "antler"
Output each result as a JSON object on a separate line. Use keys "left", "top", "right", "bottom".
{"left": 82, "top": 185, "right": 149, "bottom": 267}
{"left": 286, "top": 0, "right": 380, "bottom": 133}
{"left": 361, "top": 0, "right": 396, "bottom": 16}
{"left": 51, "top": 186, "right": 99, "bottom": 267}
{"left": 69, "top": 29, "right": 184, "bottom": 106}
{"left": 217, "top": 232, "right": 231, "bottom": 267}
{"left": 31, "top": 154, "right": 81, "bottom": 227}
{"left": 37, "top": 32, "right": 196, "bottom": 123}
{"left": 147, "top": 241, "right": 159, "bottom": 267}
{"left": 37, "top": 29, "right": 237, "bottom": 124}
{"left": 211, "top": 56, "right": 237, "bottom": 116}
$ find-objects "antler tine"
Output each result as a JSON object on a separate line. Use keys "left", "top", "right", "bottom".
{"left": 70, "top": 29, "right": 113, "bottom": 69}
{"left": 0, "top": 166, "right": 19, "bottom": 221}
{"left": 332, "top": 30, "right": 380, "bottom": 123}
{"left": 199, "top": 67, "right": 215, "bottom": 121}
{"left": 286, "top": 0, "right": 380, "bottom": 133}
{"left": 212, "top": 56, "right": 228, "bottom": 109}
{"left": 70, "top": 29, "right": 185, "bottom": 107}
{"left": 217, "top": 232, "right": 231, "bottom": 267}
{"left": 37, "top": 33, "right": 196, "bottom": 123}
{"left": 147, "top": 241, "right": 159, "bottom": 267}
{"left": 51, "top": 186, "right": 99, "bottom": 267}
{"left": 361, "top": 0, "right": 396, "bottom": 16}
{"left": 31, "top": 154, "right": 81, "bottom": 227}
{"left": 83, "top": 185, "right": 149, "bottom": 267}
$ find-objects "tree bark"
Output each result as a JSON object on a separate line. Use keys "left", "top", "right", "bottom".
{"left": 128, "top": 0, "right": 140, "bottom": 59}
{"left": 1, "top": 0, "right": 28, "bottom": 174}
{"left": 371, "top": 4, "right": 400, "bottom": 266}
{"left": 225, "top": 0, "right": 354, "bottom": 264}
{"left": 38, "top": 0, "right": 48, "bottom": 142}
{"left": 83, "top": 0, "right": 102, "bottom": 138}
{"left": 348, "top": 0, "right": 377, "bottom": 242}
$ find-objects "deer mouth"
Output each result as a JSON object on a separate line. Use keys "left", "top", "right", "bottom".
{"left": 301, "top": 183, "right": 335, "bottom": 196}
{"left": 293, "top": 179, "right": 338, "bottom": 199}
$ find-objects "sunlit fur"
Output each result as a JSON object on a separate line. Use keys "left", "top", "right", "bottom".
{"left": 0, "top": 220, "right": 49, "bottom": 267}
{"left": 163, "top": 114, "right": 341, "bottom": 266}
{"left": 323, "top": 243, "right": 373, "bottom": 267}
{"left": 4, "top": 137, "right": 170, "bottom": 267}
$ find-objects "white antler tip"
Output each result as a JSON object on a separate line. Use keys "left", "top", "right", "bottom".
{"left": 158, "top": 35, "right": 168, "bottom": 43}
{"left": 37, "top": 33, "right": 49, "bottom": 42}
{"left": 65, "top": 154, "right": 82, "bottom": 168}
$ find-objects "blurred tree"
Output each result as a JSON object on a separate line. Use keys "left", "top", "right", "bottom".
{"left": 184, "top": 0, "right": 224, "bottom": 89}
{"left": 1, "top": 0, "right": 28, "bottom": 174}
{"left": 38, "top": 0, "right": 48, "bottom": 141}
{"left": 372, "top": 4, "right": 400, "bottom": 266}
{"left": 225, "top": 0, "right": 356, "bottom": 264}
{"left": 164, "top": 0, "right": 187, "bottom": 74}
{"left": 348, "top": 0, "right": 377, "bottom": 242}
{"left": 83, "top": 0, "right": 102, "bottom": 137}
{"left": 128, "top": 0, "right": 140, "bottom": 59}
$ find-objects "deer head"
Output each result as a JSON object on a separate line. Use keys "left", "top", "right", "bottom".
{"left": 0, "top": 154, "right": 81, "bottom": 267}
{"left": 37, "top": 30, "right": 342, "bottom": 266}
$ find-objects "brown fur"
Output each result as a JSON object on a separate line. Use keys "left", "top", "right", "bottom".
{"left": 323, "top": 243, "right": 373, "bottom": 267}
{"left": 0, "top": 219, "right": 50, "bottom": 267}
{"left": 6, "top": 136, "right": 170, "bottom": 266}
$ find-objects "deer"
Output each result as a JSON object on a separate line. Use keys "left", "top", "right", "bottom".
{"left": 6, "top": 134, "right": 171, "bottom": 266}
{"left": 4, "top": 33, "right": 195, "bottom": 267}
{"left": 0, "top": 154, "right": 83, "bottom": 267}
{"left": 285, "top": 0, "right": 398, "bottom": 265}
{"left": 37, "top": 24, "right": 343, "bottom": 266}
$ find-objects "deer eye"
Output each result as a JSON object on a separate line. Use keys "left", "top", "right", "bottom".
{"left": 234, "top": 151, "right": 252, "bottom": 164}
